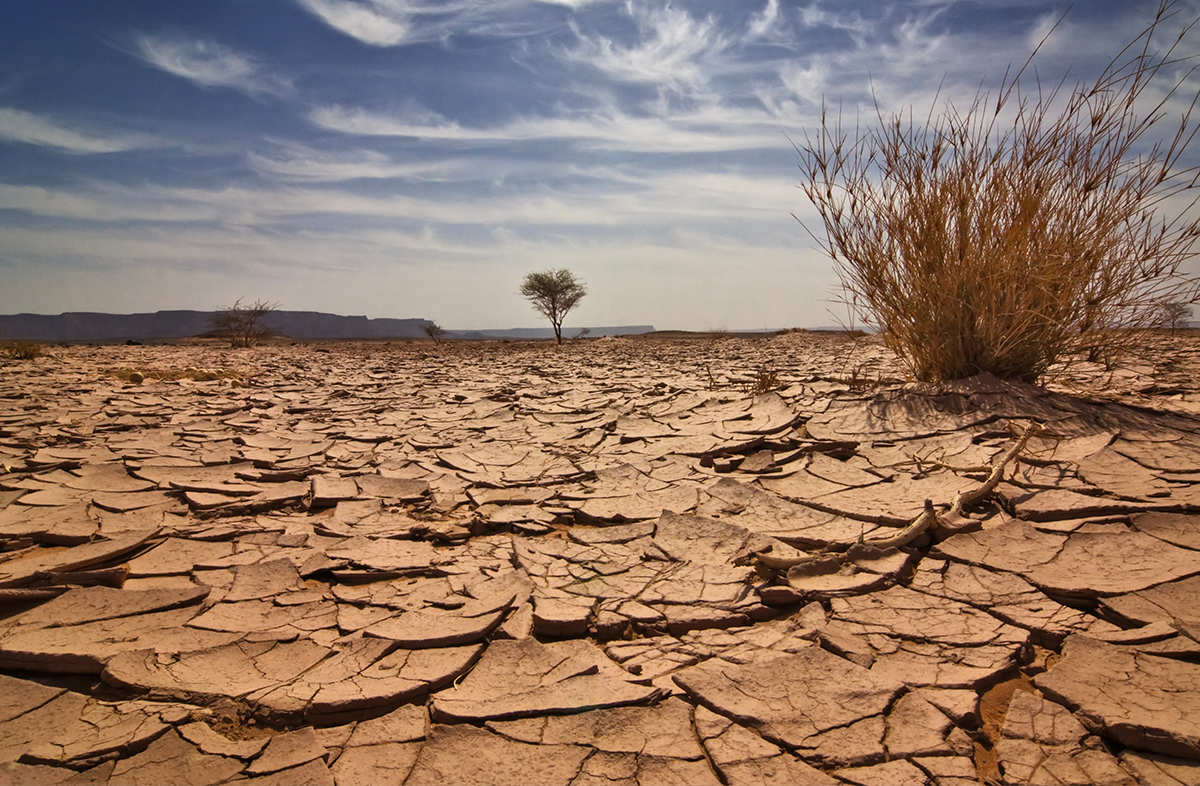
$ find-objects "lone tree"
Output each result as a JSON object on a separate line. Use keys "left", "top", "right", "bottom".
{"left": 1162, "top": 301, "right": 1194, "bottom": 334}
{"left": 211, "top": 298, "right": 276, "bottom": 348}
{"left": 519, "top": 268, "right": 587, "bottom": 345}
{"left": 796, "top": 1, "right": 1200, "bottom": 383}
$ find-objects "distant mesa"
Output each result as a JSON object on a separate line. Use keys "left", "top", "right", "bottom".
{"left": 0, "top": 311, "right": 654, "bottom": 343}
{"left": 0, "top": 311, "right": 428, "bottom": 342}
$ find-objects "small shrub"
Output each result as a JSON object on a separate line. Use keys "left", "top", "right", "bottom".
{"left": 3, "top": 341, "right": 43, "bottom": 360}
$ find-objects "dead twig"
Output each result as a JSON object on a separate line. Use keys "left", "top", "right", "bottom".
{"left": 751, "top": 422, "right": 1043, "bottom": 572}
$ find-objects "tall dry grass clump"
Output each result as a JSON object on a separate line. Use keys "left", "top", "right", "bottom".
{"left": 797, "top": 2, "right": 1200, "bottom": 383}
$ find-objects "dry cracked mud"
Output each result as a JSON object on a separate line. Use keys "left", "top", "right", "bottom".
{"left": 3, "top": 330, "right": 1200, "bottom": 785}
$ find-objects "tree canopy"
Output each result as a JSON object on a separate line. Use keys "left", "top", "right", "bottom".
{"left": 519, "top": 269, "right": 587, "bottom": 344}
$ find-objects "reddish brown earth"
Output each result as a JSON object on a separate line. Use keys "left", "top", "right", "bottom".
{"left": 2, "top": 331, "right": 1200, "bottom": 785}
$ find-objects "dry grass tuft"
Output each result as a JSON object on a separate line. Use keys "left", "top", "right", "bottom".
{"left": 741, "top": 366, "right": 781, "bottom": 395}
{"left": 797, "top": 1, "right": 1200, "bottom": 383}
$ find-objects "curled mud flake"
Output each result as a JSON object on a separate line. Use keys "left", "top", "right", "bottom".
{"left": 1036, "top": 635, "right": 1200, "bottom": 759}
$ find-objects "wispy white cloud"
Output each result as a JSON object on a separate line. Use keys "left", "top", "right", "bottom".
{"left": 0, "top": 183, "right": 225, "bottom": 224}
{"left": 0, "top": 107, "right": 151, "bottom": 153}
{"left": 248, "top": 143, "right": 468, "bottom": 182}
{"left": 797, "top": 3, "right": 871, "bottom": 40}
{"left": 746, "top": 0, "right": 784, "bottom": 42}
{"left": 295, "top": 0, "right": 411, "bottom": 46}
{"left": 765, "top": 3, "right": 1017, "bottom": 115}
{"left": 538, "top": 0, "right": 608, "bottom": 8}
{"left": 779, "top": 61, "right": 830, "bottom": 108}
{"left": 133, "top": 32, "right": 293, "bottom": 97}
{"left": 294, "top": 0, "right": 583, "bottom": 46}
{"left": 565, "top": 3, "right": 728, "bottom": 92}
{"left": 0, "top": 152, "right": 797, "bottom": 232}
{"left": 310, "top": 104, "right": 474, "bottom": 139}
{"left": 309, "top": 101, "right": 791, "bottom": 152}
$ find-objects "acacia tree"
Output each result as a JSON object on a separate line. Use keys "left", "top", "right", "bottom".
{"left": 1162, "top": 301, "right": 1193, "bottom": 333}
{"left": 211, "top": 298, "right": 276, "bottom": 348}
{"left": 519, "top": 268, "right": 587, "bottom": 344}
{"left": 795, "top": 1, "right": 1200, "bottom": 383}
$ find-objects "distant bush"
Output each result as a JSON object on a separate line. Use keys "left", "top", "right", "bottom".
{"left": 211, "top": 298, "right": 276, "bottom": 348}
{"left": 796, "top": 2, "right": 1200, "bottom": 383}
{"left": 421, "top": 321, "right": 446, "bottom": 344}
{"left": 3, "top": 341, "right": 43, "bottom": 360}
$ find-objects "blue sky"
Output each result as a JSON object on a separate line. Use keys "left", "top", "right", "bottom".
{"left": 0, "top": 0, "right": 1190, "bottom": 330}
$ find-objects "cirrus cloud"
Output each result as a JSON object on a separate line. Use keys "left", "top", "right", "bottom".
{"left": 0, "top": 107, "right": 152, "bottom": 154}
{"left": 564, "top": 3, "right": 729, "bottom": 93}
{"left": 295, "top": 0, "right": 410, "bottom": 46}
{"left": 133, "top": 32, "right": 293, "bottom": 97}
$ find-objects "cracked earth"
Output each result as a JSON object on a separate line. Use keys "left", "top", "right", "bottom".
{"left": 3, "top": 331, "right": 1200, "bottom": 785}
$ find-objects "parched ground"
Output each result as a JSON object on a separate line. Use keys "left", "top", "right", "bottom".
{"left": 3, "top": 331, "right": 1200, "bottom": 786}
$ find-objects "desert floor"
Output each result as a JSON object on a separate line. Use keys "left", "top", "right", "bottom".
{"left": 2, "top": 331, "right": 1200, "bottom": 786}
